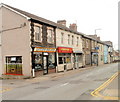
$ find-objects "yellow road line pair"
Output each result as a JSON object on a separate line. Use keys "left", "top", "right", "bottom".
{"left": 91, "top": 71, "right": 120, "bottom": 100}
{"left": 0, "top": 86, "right": 12, "bottom": 93}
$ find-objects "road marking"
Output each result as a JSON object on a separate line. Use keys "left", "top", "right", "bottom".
{"left": 91, "top": 71, "right": 120, "bottom": 100}
{"left": 0, "top": 86, "right": 12, "bottom": 93}
{"left": 60, "top": 83, "right": 69, "bottom": 87}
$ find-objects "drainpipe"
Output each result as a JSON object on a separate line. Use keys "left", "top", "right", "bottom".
{"left": 30, "top": 21, "right": 35, "bottom": 78}
{"left": 31, "top": 47, "right": 35, "bottom": 78}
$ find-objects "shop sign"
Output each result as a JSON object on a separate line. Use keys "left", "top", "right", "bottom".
{"left": 57, "top": 47, "right": 73, "bottom": 53}
{"left": 92, "top": 52, "right": 98, "bottom": 55}
{"left": 95, "top": 47, "right": 99, "bottom": 50}
{"left": 73, "top": 50, "right": 83, "bottom": 53}
{"left": 34, "top": 47, "right": 56, "bottom": 52}
{"left": 43, "top": 52, "right": 48, "bottom": 55}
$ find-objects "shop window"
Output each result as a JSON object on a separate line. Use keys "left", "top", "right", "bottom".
{"left": 66, "top": 57, "right": 71, "bottom": 63}
{"left": 58, "top": 53, "right": 71, "bottom": 64}
{"left": 48, "top": 53, "right": 55, "bottom": 68}
{"left": 78, "top": 56, "right": 82, "bottom": 62}
{"left": 59, "top": 57, "right": 63, "bottom": 64}
{"left": 6, "top": 56, "right": 22, "bottom": 74}
{"left": 34, "top": 54, "right": 42, "bottom": 71}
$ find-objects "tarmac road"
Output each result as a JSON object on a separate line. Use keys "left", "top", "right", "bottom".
{"left": 1, "top": 63, "right": 119, "bottom": 100}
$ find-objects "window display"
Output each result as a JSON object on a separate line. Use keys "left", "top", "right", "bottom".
{"left": 58, "top": 53, "right": 71, "bottom": 64}
{"left": 48, "top": 53, "right": 55, "bottom": 68}
{"left": 6, "top": 56, "right": 22, "bottom": 74}
{"left": 34, "top": 54, "right": 42, "bottom": 71}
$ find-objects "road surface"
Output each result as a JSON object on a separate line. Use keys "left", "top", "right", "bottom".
{"left": 1, "top": 63, "right": 119, "bottom": 100}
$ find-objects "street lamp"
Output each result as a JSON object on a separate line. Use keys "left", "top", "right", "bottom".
{"left": 95, "top": 28, "right": 102, "bottom": 35}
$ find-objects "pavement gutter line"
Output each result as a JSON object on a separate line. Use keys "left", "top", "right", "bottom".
{"left": 91, "top": 71, "right": 120, "bottom": 100}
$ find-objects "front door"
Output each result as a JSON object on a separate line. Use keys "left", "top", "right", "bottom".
{"left": 43, "top": 56, "right": 48, "bottom": 75}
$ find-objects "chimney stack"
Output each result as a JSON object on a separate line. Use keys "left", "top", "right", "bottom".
{"left": 57, "top": 20, "right": 66, "bottom": 26}
{"left": 97, "top": 36, "right": 100, "bottom": 40}
{"left": 69, "top": 23, "right": 77, "bottom": 32}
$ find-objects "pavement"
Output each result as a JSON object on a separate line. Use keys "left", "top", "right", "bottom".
{"left": 1, "top": 66, "right": 94, "bottom": 88}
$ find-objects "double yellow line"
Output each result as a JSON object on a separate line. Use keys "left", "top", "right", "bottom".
{"left": 91, "top": 71, "right": 120, "bottom": 100}
{"left": 0, "top": 86, "right": 12, "bottom": 93}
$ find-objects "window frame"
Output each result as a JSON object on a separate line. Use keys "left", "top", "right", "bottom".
{"left": 77, "top": 37, "right": 79, "bottom": 46}
{"left": 34, "top": 25, "right": 42, "bottom": 42}
{"left": 68, "top": 34, "right": 70, "bottom": 45}
{"left": 61, "top": 33, "right": 64, "bottom": 44}
{"left": 72, "top": 35, "right": 74, "bottom": 45}
{"left": 47, "top": 28, "right": 54, "bottom": 44}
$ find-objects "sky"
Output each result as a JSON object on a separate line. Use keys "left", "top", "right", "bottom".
{"left": 0, "top": 0, "right": 119, "bottom": 50}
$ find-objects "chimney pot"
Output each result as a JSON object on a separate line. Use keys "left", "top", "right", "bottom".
{"left": 69, "top": 23, "right": 77, "bottom": 32}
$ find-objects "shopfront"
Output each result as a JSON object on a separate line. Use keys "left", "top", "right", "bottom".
{"left": 33, "top": 47, "right": 56, "bottom": 76}
{"left": 57, "top": 47, "right": 73, "bottom": 72}
{"left": 73, "top": 51, "right": 83, "bottom": 69}
{"left": 91, "top": 52, "right": 98, "bottom": 66}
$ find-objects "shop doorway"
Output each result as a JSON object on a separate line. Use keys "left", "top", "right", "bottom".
{"left": 92, "top": 53, "right": 98, "bottom": 66}
{"left": 74, "top": 56, "right": 79, "bottom": 69}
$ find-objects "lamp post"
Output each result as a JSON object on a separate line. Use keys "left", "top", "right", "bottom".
{"left": 94, "top": 28, "right": 102, "bottom": 66}
{"left": 95, "top": 28, "right": 102, "bottom": 35}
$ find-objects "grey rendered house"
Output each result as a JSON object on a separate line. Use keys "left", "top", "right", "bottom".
{"left": 0, "top": 3, "right": 57, "bottom": 77}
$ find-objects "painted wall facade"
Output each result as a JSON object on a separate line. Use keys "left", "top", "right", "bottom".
{"left": 98, "top": 43, "right": 104, "bottom": 65}
{"left": 82, "top": 37, "right": 91, "bottom": 66}
{"left": 1, "top": 6, "right": 32, "bottom": 77}
{"left": 104, "top": 45, "right": 108, "bottom": 64}
{"left": 56, "top": 28, "right": 83, "bottom": 72}
{"left": 0, "top": 6, "right": 2, "bottom": 77}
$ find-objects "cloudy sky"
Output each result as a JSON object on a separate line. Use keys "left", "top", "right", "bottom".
{"left": 0, "top": 0, "right": 119, "bottom": 50}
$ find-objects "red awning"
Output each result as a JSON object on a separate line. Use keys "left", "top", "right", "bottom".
{"left": 57, "top": 47, "right": 73, "bottom": 53}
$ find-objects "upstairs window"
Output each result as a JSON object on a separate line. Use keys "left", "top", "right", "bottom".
{"left": 61, "top": 33, "right": 64, "bottom": 44}
{"left": 68, "top": 34, "right": 70, "bottom": 45}
{"left": 34, "top": 26, "right": 42, "bottom": 42}
{"left": 47, "top": 28, "right": 54, "bottom": 44}
{"left": 86, "top": 40, "right": 89, "bottom": 48}
{"left": 77, "top": 37, "right": 79, "bottom": 46}
{"left": 72, "top": 35, "right": 74, "bottom": 45}
{"left": 82, "top": 39, "right": 85, "bottom": 48}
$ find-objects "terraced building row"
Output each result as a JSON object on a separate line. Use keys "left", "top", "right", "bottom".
{"left": 0, "top": 3, "right": 116, "bottom": 78}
